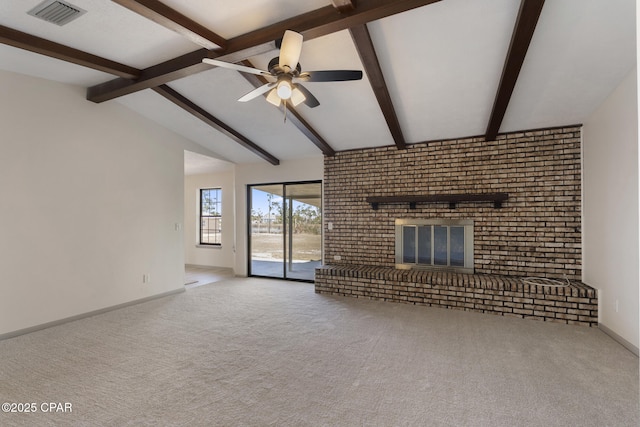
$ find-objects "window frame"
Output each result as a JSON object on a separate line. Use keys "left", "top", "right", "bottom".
{"left": 199, "top": 188, "right": 222, "bottom": 246}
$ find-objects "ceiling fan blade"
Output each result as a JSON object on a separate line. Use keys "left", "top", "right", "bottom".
{"left": 295, "top": 84, "right": 320, "bottom": 108}
{"left": 238, "top": 82, "right": 276, "bottom": 102}
{"left": 279, "top": 30, "right": 303, "bottom": 71}
{"left": 299, "top": 70, "right": 363, "bottom": 82}
{"left": 202, "top": 58, "right": 270, "bottom": 76}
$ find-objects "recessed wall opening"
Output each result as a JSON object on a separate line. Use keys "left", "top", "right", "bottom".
{"left": 395, "top": 219, "right": 474, "bottom": 273}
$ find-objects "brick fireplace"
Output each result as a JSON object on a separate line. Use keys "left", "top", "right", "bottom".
{"left": 316, "top": 125, "right": 597, "bottom": 326}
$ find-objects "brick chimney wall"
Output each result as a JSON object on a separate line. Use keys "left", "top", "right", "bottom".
{"left": 323, "top": 125, "right": 582, "bottom": 280}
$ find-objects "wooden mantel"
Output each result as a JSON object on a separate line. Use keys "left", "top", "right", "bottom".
{"left": 365, "top": 193, "right": 509, "bottom": 210}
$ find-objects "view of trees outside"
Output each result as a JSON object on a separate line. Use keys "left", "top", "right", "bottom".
{"left": 250, "top": 188, "right": 321, "bottom": 263}
{"left": 201, "top": 188, "right": 221, "bottom": 245}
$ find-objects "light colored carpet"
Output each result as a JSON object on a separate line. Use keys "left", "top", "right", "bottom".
{"left": 0, "top": 277, "right": 637, "bottom": 426}
{"left": 184, "top": 265, "right": 233, "bottom": 288}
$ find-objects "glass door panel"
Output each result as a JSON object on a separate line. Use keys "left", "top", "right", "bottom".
{"left": 285, "top": 183, "right": 322, "bottom": 281}
{"left": 450, "top": 226, "right": 465, "bottom": 267}
{"left": 417, "top": 226, "right": 432, "bottom": 265}
{"left": 249, "top": 185, "right": 284, "bottom": 278}
{"left": 433, "top": 225, "right": 448, "bottom": 266}
{"left": 402, "top": 226, "right": 416, "bottom": 264}
{"left": 249, "top": 181, "right": 322, "bottom": 282}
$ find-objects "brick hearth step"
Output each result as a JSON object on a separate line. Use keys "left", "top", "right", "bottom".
{"left": 315, "top": 264, "right": 597, "bottom": 326}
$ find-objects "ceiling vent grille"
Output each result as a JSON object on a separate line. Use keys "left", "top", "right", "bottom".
{"left": 27, "top": 0, "right": 86, "bottom": 26}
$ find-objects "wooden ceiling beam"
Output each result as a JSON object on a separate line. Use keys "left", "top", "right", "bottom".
{"left": 216, "top": 0, "right": 443, "bottom": 64}
{"left": 111, "top": 0, "right": 225, "bottom": 50}
{"left": 331, "top": 0, "right": 357, "bottom": 13}
{"left": 87, "top": 0, "right": 442, "bottom": 103}
{"left": 350, "top": 24, "right": 406, "bottom": 150}
{"left": 485, "top": 0, "right": 545, "bottom": 141}
{"left": 87, "top": 48, "right": 210, "bottom": 103}
{"left": 152, "top": 85, "right": 280, "bottom": 165}
{"left": 0, "top": 25, "right": 140, "bottom": 79}
{"left": 285, "top": 111, "right": 336, "bottom": 157}
{"left": 108, "top": 0, "right": 338, "bottom": 156}
{"left": 238, "top": 61, "right": 336, "bottom": 157}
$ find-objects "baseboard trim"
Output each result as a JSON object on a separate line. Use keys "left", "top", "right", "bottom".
{"left": 598, "top": 323, "right": 639, "bottom": 356}
{"left": 185, "top": 263, "right": 233, "bottom": 270}
{"left": 0, "top": 288, "right": 185, "bottom": 342}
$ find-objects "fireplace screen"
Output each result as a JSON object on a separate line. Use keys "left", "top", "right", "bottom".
{"left": 396, "top": 219, "right": 474, "bottom": 273}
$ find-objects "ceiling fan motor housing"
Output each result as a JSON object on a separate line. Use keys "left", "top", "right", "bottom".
{"left": 268, "top": 57, "right": 302, "bottom": 76}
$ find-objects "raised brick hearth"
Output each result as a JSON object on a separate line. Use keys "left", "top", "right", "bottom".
{"left": 315, "top": 265, "right": 597, "bottom": 326}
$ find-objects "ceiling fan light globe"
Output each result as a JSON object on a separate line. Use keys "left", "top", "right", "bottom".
{"left": 277, "top": 80, "right": 292, "bottom": 100}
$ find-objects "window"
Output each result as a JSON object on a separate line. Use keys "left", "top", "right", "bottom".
{"left": 395, "top": 219, "right": 473, "bottom": 273}
{"left": 200, "top": 188, "right": 221, "bottom": 245}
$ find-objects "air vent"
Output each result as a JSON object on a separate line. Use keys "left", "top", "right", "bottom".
{"left": 27, "top": 0, "right": 86, "bottom": 26}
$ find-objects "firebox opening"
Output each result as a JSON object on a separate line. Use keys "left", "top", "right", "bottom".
{"left": 395, "top": 219, "right": 474, "bottom": 274}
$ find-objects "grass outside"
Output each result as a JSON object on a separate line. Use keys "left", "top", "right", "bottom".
{"left": 251, "top": 233, "right": 321, "bottom": 261}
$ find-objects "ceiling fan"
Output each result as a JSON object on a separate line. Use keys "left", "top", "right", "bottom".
{"left": 202, "top": 30, "right": 363, "bottom": 111}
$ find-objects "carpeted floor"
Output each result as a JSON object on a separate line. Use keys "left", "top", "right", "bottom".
{"left": 0, "top": 277, "right": 638, "bottom": 426}
{"left": 184, "top": 265, "right": 234, "bottom": 288}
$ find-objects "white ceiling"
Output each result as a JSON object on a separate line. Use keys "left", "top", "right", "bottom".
{"left": 0, "top": 0, "right": 636, "bottom": 171}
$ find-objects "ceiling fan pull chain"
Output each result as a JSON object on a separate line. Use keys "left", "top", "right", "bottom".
{"left": 283, "top": 99, "right": 288, "bottom": 123}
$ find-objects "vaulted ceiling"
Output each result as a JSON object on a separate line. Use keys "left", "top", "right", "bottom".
{"left": 0, "top": 0, "right": 635, "bottom": 168}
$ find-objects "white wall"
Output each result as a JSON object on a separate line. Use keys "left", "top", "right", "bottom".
{"left": 234, "top": 157, "right": 324, "bottom": 276}
{"left": 583, "top": 66, "right": 639, "bottom": 348}
{"left": 184, "top": 170, "right": 236, "bottom": 269}
{"left": 0, "top": 70, "right": 214, "bottom": 336}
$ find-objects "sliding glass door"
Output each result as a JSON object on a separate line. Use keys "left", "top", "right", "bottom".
{"left": 248, "top": 181, "right": 322, "bottom": 282}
